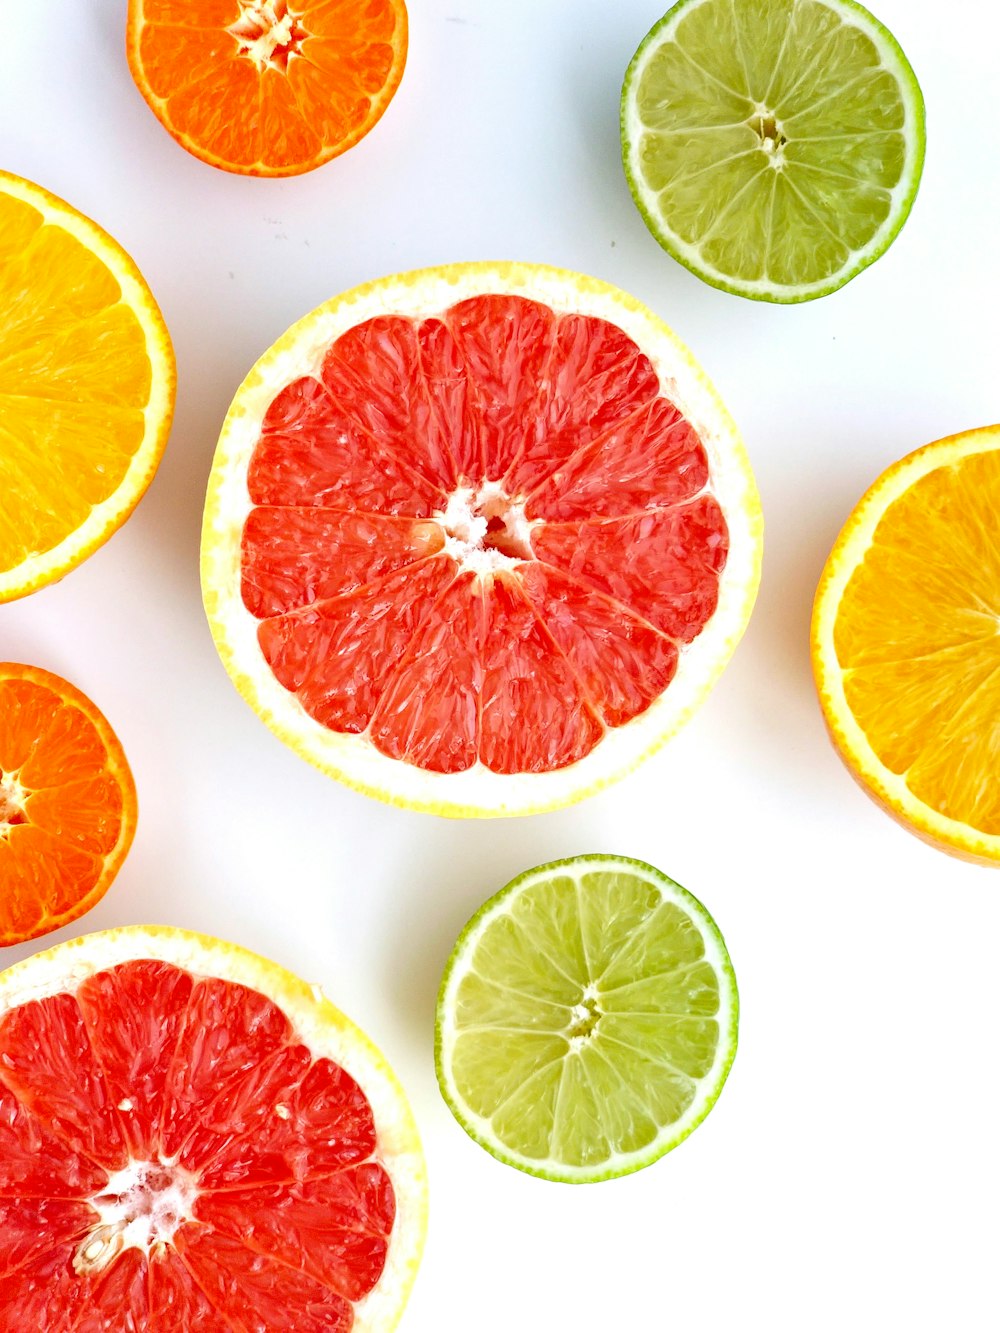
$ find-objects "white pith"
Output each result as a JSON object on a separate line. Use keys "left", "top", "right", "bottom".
{"left": 228, "top": 0, "right": 302, "bottom": 71}
{"left": 75, "top": 1160, "right": 199, "bottom": 1275}
{"left": 813, "top": 427, "right": 1000, "bottom": 862}
{"left": 435, "top": 481, "right": 535, "bottom": 575}
{"left": 0, "top": 769, "right": 27, "bottom": 836}
{"left": 436, "top": 857, "right": 738, "bottom": 1182}
{"left": 201, "top": 262, "right": 763, "bottom": 817}
{"left": 0, "top": 172, "right": 174, "bottom": 603}
{"left": 0, "top": 926, "right": 427, "bottom": 1333}
{"left": 622, "top": 0, "right": 925, "bottom": 300}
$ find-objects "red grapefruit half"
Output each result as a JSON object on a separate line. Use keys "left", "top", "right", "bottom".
{"left": 0, "top": 926, "right": 426, "bottom": 1331}
{"left": 202, "top": 263, "right": 763, "bottom": 816}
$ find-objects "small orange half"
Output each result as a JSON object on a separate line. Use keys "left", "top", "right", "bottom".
{"left": 0, "top": 665, "right": 137, "bottom": 945}
{"left": 812, "top": 425, "right": 1000, "bottom": 864}
{"left": 127, "top": 0, "right": 409, "bottom": 176}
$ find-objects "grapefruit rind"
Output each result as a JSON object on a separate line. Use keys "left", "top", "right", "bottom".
{"left": 0, "top": 924, "right": 427, "bottom": 1333}
{"left": 811, "top": 424, "right": 1000, "bottom": 864}
{"left": 201, "top": 261, "right": 763, "bottom": 818}
{"left": 434, "top": 854, "right": 739, "bottom": 1183}
{"left": 125, "top": 0, "right": 409, "bottom": 178}
{"left": 620, "top": 0, "right": 926, "bottom": 304}
{"left": 0, "top": 172, "right": 175, "bottom": 604}
{"left": 0, "top": 663, "right": 138, "bottom": 946}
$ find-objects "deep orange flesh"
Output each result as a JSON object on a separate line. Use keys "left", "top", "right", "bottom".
{"left": 0, "top": 667, "right": 136, "bottom": 944}
{"left": 129, "top": 0, "right": 408, "bottom": 174}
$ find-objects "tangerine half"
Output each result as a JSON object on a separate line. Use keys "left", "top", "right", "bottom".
{"left": 126, "top": 0, "right": 408, "bottom": 176}
{"left": 0, "top": 664, "right": 137, "bottom": 945}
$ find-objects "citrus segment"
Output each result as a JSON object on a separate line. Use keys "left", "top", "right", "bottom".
{"left": 533, "top": 497, "right": 727, "bottom": 640}
{"left": 0, "top": 927, "right": 425, "bottom": 1331}
{"left": 524, "top": 397, "right": 707, "bottom": 522}
{"left": 518, "top": 564, "right": 680, "bottom": 727}
{"left": 0, "top": 664, "right": 137, "bottom": 946}
{"left": 812, "top": 425, "right": 1000, "bottom": 861}
{"left": 435, "top": 855, "right": 738, "bottom": 1181}
{"left": 203, "top": 263, "right": 762, "bottom": 816}
{"left": 249, "top": 373, "right": 447, "bottom": 515}
{"left": 259, "top": 557, "right": 458, "bottom": 733}
{"left": 241, "top": 508, "right": 444, "bottom": 617}
{"left": 621, "top": 0, "right": 925, "bottom": 301}
{"left": 0, "top": 174, "right": 174, "bottom": 601}
{"left": 127, "top": 0, "right": 408, "bottom": 176}
{"left": 505, "top": 314, "right": 660, "bottom": 496}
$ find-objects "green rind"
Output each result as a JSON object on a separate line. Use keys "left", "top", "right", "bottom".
{"left": 620, "top": 0, "right": 927, "bottom": 304}
{"left": 434, "top": 853, "right": 739, "bottom": 1184}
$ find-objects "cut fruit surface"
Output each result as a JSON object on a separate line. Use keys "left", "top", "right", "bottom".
{"left": 127, "top": 0, "right": 408, "bottom": 176}
{"left": 0, "top": 664, "right": 137, "bottom": 946}
{"left": 621, "top": 0, "right": 925, "bottom": 302}
{"left": 812, "top": 425, "right": 1000, "bottom": 863}
{"left": 202, "top": 262, "right": 762, "bottom": 818}
{"left": 0, "top": 926, "right": 426, "bottom": 1330}
{"left": 435, "top": 854, "right": 738, "bottom": 1182}
{"left": 0, "top": 173, "right": 174, "bottom": 601}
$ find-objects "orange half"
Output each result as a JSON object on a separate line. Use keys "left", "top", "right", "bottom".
{"left": 127, "top": 0, "right": 409, "bottom": 176}
{"left": 0, "top": 173, "right": 174, "bottom": 603}
{"left": 812, "top": 424, "right": 1000, "bottom": 864}
{"left": 0, "top": 665, "right": 137, "bottom": 944}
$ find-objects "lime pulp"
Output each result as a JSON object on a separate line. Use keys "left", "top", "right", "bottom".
{"left": 435, "top": 855, "right": 738, "bottom": 1183}
{"left": 621, "top": 0, "right": 926, "bottom": 302}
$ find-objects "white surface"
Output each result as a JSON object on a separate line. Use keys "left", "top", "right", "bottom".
{"left": 2, "top": 2, "right": 998, "bottom": 1329}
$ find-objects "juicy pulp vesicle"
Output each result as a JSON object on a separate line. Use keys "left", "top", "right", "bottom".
{"left": 0, "top": 958, "right": 394, "bottom": 1330}
{"left": 240, "top": 296, "right": 729, "bottom": 775}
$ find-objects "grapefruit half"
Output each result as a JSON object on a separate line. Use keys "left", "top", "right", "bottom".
{"left": 0, "top": 925, "right": 426, "bottom": 1330}
{"left": 202, "top": 263, "right": 763, "bottom": 817}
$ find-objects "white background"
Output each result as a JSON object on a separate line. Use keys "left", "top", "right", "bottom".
{"left": 3, "top": 1, "right": 999, "bottom": 1328}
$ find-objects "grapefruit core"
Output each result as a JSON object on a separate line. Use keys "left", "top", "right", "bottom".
{"left": 202, "top": 263, "right": 763, "bottom": 817}
{"left": 0, "top": 926, "right": 426, "bottom": 1330}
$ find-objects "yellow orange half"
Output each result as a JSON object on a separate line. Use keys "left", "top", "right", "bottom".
{"left": 0, "top": 173, "right": 174, "bottom": 603}
{"left": 812, "top": 425, "right": 1000, "bottom": 863}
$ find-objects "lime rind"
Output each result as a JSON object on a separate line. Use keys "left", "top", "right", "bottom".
{"left": 621, "top": 0, "right": 926, "bottom": 303}
{"left": 435, "top": 854, "right": 739, "bottom": 1183}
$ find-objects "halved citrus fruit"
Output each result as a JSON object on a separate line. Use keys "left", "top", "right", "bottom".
{"left": 0, "top": 664, "right": 137, "bottom": 946}
{"left": 621, "top": 0, "right": 925, "bottom": 302}
{"left": 0, "top": 173, "right": 174, "bottom": 602}
{"left": 435, "top": 854, "right": 738, "bottom": 1182}
{"left": 126, "top": 0, "right": 408, "bottom": 176}
{"left": 0, "top": 925, "right": 426, "bottom": 1329}
{"left": 202, "top": 262, "right": 763, "bottom": 818}
{"left": 813, "top": 425, "right": 1000, "bottom": 864}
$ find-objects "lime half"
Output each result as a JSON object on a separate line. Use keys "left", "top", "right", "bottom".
{"left": 621, "top": 0, "right": 925, "bottom": 302}
{"left": 435, "top": 855, "right": 738, "bottom": 1182}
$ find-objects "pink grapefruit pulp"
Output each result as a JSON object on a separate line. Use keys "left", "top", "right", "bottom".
{"left": 203, "top": 264, "right": 762, "bottom": 815}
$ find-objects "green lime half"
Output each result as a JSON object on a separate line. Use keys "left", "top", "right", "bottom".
{"left": 435, "top": 854, "right": 738, "bottom": 1183}
{"left": 621, "top": 0, "right": 926, "bottom": 302}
